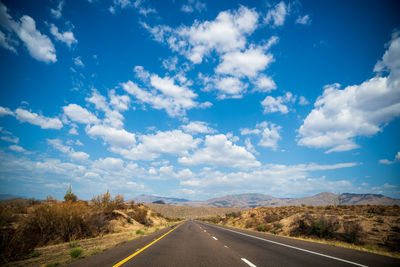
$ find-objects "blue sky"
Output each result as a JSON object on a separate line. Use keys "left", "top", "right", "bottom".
{"left": 0, "top": 0, "right": 399, "bottom": 201}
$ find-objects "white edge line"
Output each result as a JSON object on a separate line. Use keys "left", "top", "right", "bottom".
{"left": 202, "top": 223, "right": 367, "bottom": 267}
{"left": 212, "top": 236, "right": 218, "bottom": 240}
{"left": 241, "top": 258, "right": 257, "bottom": 267}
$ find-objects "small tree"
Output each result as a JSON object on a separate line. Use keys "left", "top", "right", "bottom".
{"left": 64, "top": 184, "right": 77, "bottom": 202}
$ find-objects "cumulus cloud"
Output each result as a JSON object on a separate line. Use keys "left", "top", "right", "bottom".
{"left": 143, "top": 6, "right": 259, "bottom": 64}
{"left": 0, "top": 3, "right": 56, "bottom": 62}
{"left": 379, "top": 151, "right": 400, "bottom": 165}
{"left": 265, "top": 1, "right": 288, "bottom": 27}
{"left": 1, "top": 135, "right": 19, "bottom": 143}
{"left": 122, "top": 67, "right": 209, "bottom": 117}
{"left": 50, "top": 24, "right": 77, "bottom": 47}
{"left": 298, "top": 34, "right": 400, "bottom": 153}
{"left": 15, "top": 108, "right": 62, "bottom": 129}
{"left": 111, "top": 130, "right": 200, "bottom": 161}
{"left": 47, "top": 138, "right": 89, "bottom": 162}
{"left": 261, "top": 92, "right": 295, "bottom": 114}
{"left": 86, "top": 124, "right": 136, "bottom": 148}
{"left": 8, "top": 144, "right": 29, "bottom": 153}
{"left": 63, "top": 104, "right": 99, "bottom": 124}
{"left": 215, "top": 46, "right": 274, "bottom": 78}
{"left": 179, "top": 134, "right": 260, "bottom": 168}
{"left": 214, "top": 76, "right": 247, "bottom": 99}
{"left": 181, "top": 121, "right": 216, "bottom": 134}
{"left": 0, "top": 106, "right": 14, "bottom": 117}
{"left": 93, "top": 157, "right": 124, "bottom": 172}
{"left": 253, "top": 75, "right": 277, "bottom": 93}
{"left": 0, "top": 30, "right": 17, "bottom": 53}
{"left": 241, "top": 121, "right": 281, "bottom": 150}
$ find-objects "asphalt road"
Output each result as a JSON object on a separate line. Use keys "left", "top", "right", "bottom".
{"left": 68, "top": 220, "right": 400, "bottom": 267}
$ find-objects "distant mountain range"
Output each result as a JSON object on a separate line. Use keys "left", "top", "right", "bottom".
{"left": 134, "top": 192, "right": 400, "bottom": 208}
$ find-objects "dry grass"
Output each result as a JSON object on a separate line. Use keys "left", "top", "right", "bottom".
{"left": 201, "top": 205, "right": 400, "bottom": 258}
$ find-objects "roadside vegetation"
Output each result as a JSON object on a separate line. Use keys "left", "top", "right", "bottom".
{"left": 0, "top": 188, "right": 179, "bottom": 266}
{"left": 201, "top": 205, "right": 400, "bottom": 258}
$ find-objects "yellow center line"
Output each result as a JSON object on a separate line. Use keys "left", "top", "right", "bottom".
{"left": 113, "top": 222, "right": 184, "bottom": 267}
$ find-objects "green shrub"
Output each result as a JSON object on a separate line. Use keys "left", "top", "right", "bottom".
{"left": 30, "top": 251, "right": 41, "bottom": 257}
{"left": 89, "top": 249, "right": 101, "bottom": 256}
{"left": 69, "top": 241, "right": 79, "bottom": 248}
{"left": 257, "top": 224, "right": 267, "bottom": 232}
{"left": 136, "top": 229, "right": 144, "bottom": 235}
{"left": 70, "top": 248, "right": 83, "bottom": 258}
{"left": 64, "top": 184, "right": 77, "bottom": 202}
{"left": 45, "top": 262, "right": 60, "bottom": 267}
{"left": 273, "top": 223, "right": 283, "bottom": 229}
{"left": 343, "top": 221, "right": 363, "bottom": 244}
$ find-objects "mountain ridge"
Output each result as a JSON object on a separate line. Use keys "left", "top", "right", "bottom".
{"left": 134, "top": 192, "right": 400, "bottom": 208}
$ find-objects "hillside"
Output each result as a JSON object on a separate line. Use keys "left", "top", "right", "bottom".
{"left": 136, "top": 192, "right": 400, "bottom": 208}
{"left": 201, "top": 205, "right": 400, "bottom": 257}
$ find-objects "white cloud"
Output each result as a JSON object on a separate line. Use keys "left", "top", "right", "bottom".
{"left": 241, "top": 121, "right": 281, "bottom": 150}
{"left": 122, "top": 68, "right": 208, "bottom": 117}
{"left": 261, "top": 92, "right": 295, "bottom": 114}
{"left": 112, "top": 130, "right": 200, "bottom": 161}
{"left": 181, "top": 121, "right": 216, "bottom": 134}
{"left": 9, "top": 144, "right": 28, "bottom": 153}
{"left": 0, "top": 106, "right": 14, "bottom": 117}
{"left": 214, "top": 76, "right": 247, "bottom": 99}
{"left": 47, "top": 138, "right": 89, "bottom": 162}
{"left": 50, "top": 24, "right": 77, "bottom": 47}
{"left": 181, "top": 0, "right": 206, "bottom": 13}
{"left": 265, "top": 1, "right": 288, "bottom": 27}
{"left": 299, "top": 96, "right": 309, "bottom": 105}
{"left": 73, "top": 56, "right": 84, "bottom": 67}
{"left": 179, "top": 134, "right": 260, "bottom": 168}
{"left": 298, "top": 35, "right": 400, "bottom": 152}
{"left": 379, "top": 151, "right": 400, "bottom": 165}
{"left": 253, "top": 75, "right": 277, "bottom": 93}
{"left": 296, "top": 14, "right": 311, "bottom": 25}
{"left": 86, "top": 124, "right": 136, "bottom": 148}
{"left": 144, "top": 6, "right": 259, "bottom": 64}
{"left": 50, "top": 1, "right": 64, "bottom": 19}
{"left": 15, "top": 108, "right": 62, "bottom": 129}
{"left": 93, "top": 157, "right": 124, "bottom": 172}
{"left": 1, "top": 135, "right": 19, "bottom": 143}
{"left": 63, "top": 104, "right": 99, "bottom": 124}
{"left": 0, "top": 30, "right": 17, "bottom": 53}
{"left": 215, "top": 46, "right": 274, "bottom": 78}
{"left": 0, "top": 3, "right": 57, "bottom": 62}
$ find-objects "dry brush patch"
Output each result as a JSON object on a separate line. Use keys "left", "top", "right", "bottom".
{"left": 0, "top": 192, "right": 177, "bottom": 265}
{"left": 201, "top": 205, "right": 400, "bottom": 257}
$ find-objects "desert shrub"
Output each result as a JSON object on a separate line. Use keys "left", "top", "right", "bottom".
{"left": 92, "top": 191, "right": 125, "bottom": 215}
{"left": 1, "top": 202, "right": 109, "bottom": 262}
{"left": 273, "top": 222, "right": 283, "bottom": 229}
{"left": 343, "top": 221, "right": 363, "bottom": 244}
{"left": 290, "top": 214, "right": 339, "bottom": 239}
{"left": 245, "top": 219, "right": 255, "bottom": 229}
{"left": 45, "top": 262, "right": 60, "bottom": 267}
{"left": 30, "top": 251, "right": 41, "bottom": 258}
{"left": 128, "top": 206, "right": 152, "bottom": 226}
{"left": 0, "top": 204, "right": 15, "bottom": 226}
{"left": 226, "top": 211, "right": 241, "bottom": 218}
{"left": 136, "top": 229, "right": 144, "bottom": 235}
{"left": 70, "top": 248, "right": 83, "bottom": 258}
{"left": 64, "top": 185, "right": 77, "bottom": 202}
{"left": 210, "top": 216, "right": 220, "bottom": 224}
{"left": 257, "top": 224, "right": 269, "bottom": 232}
{"left": 69, "top": 241, "right": 79, "bottom": 248}
{"left": 264, "top": 213, "right": 281, "bottom": 223}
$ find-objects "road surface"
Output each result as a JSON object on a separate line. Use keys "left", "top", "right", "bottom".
{"left": 68, "top": 220, "right": 400, "bottom": 267}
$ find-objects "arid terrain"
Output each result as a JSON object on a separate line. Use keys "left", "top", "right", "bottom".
{"left": 0, "top": 192, "right": 179, "bottom": 266}
{"left": 200, "top": 205, "right": 400, "bottom": 257}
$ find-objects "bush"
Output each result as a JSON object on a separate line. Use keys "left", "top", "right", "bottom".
{"left": 70, "top": 248, "right": 83, "bottom": 258}
{"left": 92, "top": 191, "right": 125, "bottom": 215}
{"left": 136, "top": 229, "right": 144, "bottom": 235}
{"left": 257, "top": 224, "right": 268, "bottom": 232}
{"left": 290, "top": 214, "right": 339, "bottom": 239}
{"left": 64, "top": 185, "right": 77, "bottom": 202}
{"left": 30, "top": 251, "right": 41, "bottom": 258}
{"left": 343, "top": 221, "right": 363, "bottom": 244}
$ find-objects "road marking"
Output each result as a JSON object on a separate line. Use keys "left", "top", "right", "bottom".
{"left": 241, "top": 258, "right": 257, "bottom": 267}
{"left": 204, "top": 223, "right": 367, "bottom": 267}
{"left": 113, "top": 223, "right": 183, "bottom": 267}
{"left": 224, "top": 245, "right": 229, "bottom": 248}
{"left": 212, "top": 236, "right": 218, "bottom": 240}
{"left": 204, "top": 230, "right": 206, "bottom": 232}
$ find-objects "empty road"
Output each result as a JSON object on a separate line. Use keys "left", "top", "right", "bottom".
{"left": 68, "top": 220, "right": 400, "bottom": 267}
